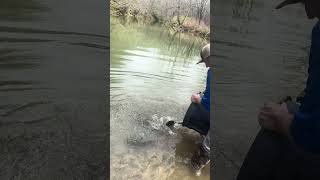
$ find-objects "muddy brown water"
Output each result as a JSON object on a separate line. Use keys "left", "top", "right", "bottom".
{"left": 212, "top": 0, "right": 315, "bottom": 179}
{"left": 0, "top": 0, "right": 107, "bottom": 179}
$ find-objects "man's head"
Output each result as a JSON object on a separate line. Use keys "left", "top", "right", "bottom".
{"left": 197, "top": 43, "right": 213, "bottom": 68}
{"left": 276, "top": 0, "right": 320, "bottom": 19}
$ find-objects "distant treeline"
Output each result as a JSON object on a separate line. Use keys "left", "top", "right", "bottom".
{"left": 111, "top": 0, "right": 210, "bottom": 40}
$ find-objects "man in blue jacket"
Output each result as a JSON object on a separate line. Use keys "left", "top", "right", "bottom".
{"left": 191, "top": 43, "right": 211, "bottom": 112}
{"left": 189, "top": 43, "right": 212, "bottom": 176}
{"left": 237, "top": 0, "right": 320, "bottom": 179}
{"left": 167, "top": 44, "right": 211, "bottom": 176}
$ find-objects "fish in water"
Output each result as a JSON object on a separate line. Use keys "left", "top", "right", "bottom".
{"left": 165, "top": 120, "right": 183, "bottom": 134}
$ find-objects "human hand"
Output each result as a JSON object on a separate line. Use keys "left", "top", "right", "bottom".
{"left": 191, "top": 93, "right": 201, "bottom": 104}
{"left": 258, "top": 102, "right": 294, "bottom": 136}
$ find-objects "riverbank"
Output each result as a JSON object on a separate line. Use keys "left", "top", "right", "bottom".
{"left": 110, "top": 0, "right": 209, "bottom": 40}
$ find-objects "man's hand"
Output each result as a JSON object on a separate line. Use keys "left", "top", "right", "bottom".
{"left": 258, "top": 102, "right": 294, "bottom": 136}
{"left": 191, "top": 93, "right": 201, "bottom": 104}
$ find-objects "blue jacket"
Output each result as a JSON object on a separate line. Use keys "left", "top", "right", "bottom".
{"left": 201, "top": 68, "right": 211, "bottom": 112}
{"left": 291, "top": 21, "right": 320, "bottom": 153}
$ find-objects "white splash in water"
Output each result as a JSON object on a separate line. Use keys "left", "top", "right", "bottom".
{"left": 150, "top": 114, "right": 163, "bottom": 130}
{"left": 150, "top": 114, "right": 180, "bottom": 136}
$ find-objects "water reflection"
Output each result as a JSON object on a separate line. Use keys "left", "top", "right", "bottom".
{"left": 232, "top": 0, "right": 254, "bottom": 21}
{"left": 0, "top": 0, "right": 107, "bottom": 179}
{"left": 0, "top": 48, "right": 41, "bottom": 70}
{"left": 111, "top": 18, "right": 208, "bottom": 100}
{"left": 0, "top": 0, "right": 48, "bottom": 21}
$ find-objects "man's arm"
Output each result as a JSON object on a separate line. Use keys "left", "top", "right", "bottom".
{"left": 290, "top": 21, "right": 320, "bottom": 153}
{"left": 201, "top": 69, "right": 211, "bottom": 111}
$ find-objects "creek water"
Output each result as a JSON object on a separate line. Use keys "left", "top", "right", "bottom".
{"left": 110, "top": 17, "right": 210, "bottom": 179}
{"left": 212, "top": 0, "right": 316, "bottom": 179}
{"left": 0, "top": 0, "right": 107, "bottom": 179}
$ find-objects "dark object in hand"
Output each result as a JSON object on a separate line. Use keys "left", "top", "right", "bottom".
{"left": 279, "top": 96, "right": 292, "bottom": 104}
{"left": 182, "top": 103, "right": 210, "bottom": 135}
{"left": 278, "top": 96, "right": 300, "bottom": 114}
{"left": 296, "top": 91, "right": 305, "bottom": 103}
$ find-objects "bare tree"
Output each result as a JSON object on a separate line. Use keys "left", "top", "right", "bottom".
{"left": 112, "top": 0, "right": 210, "bottom": 26}
{"left": 195, "top": 0, "right": 209, "bottom": 25}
